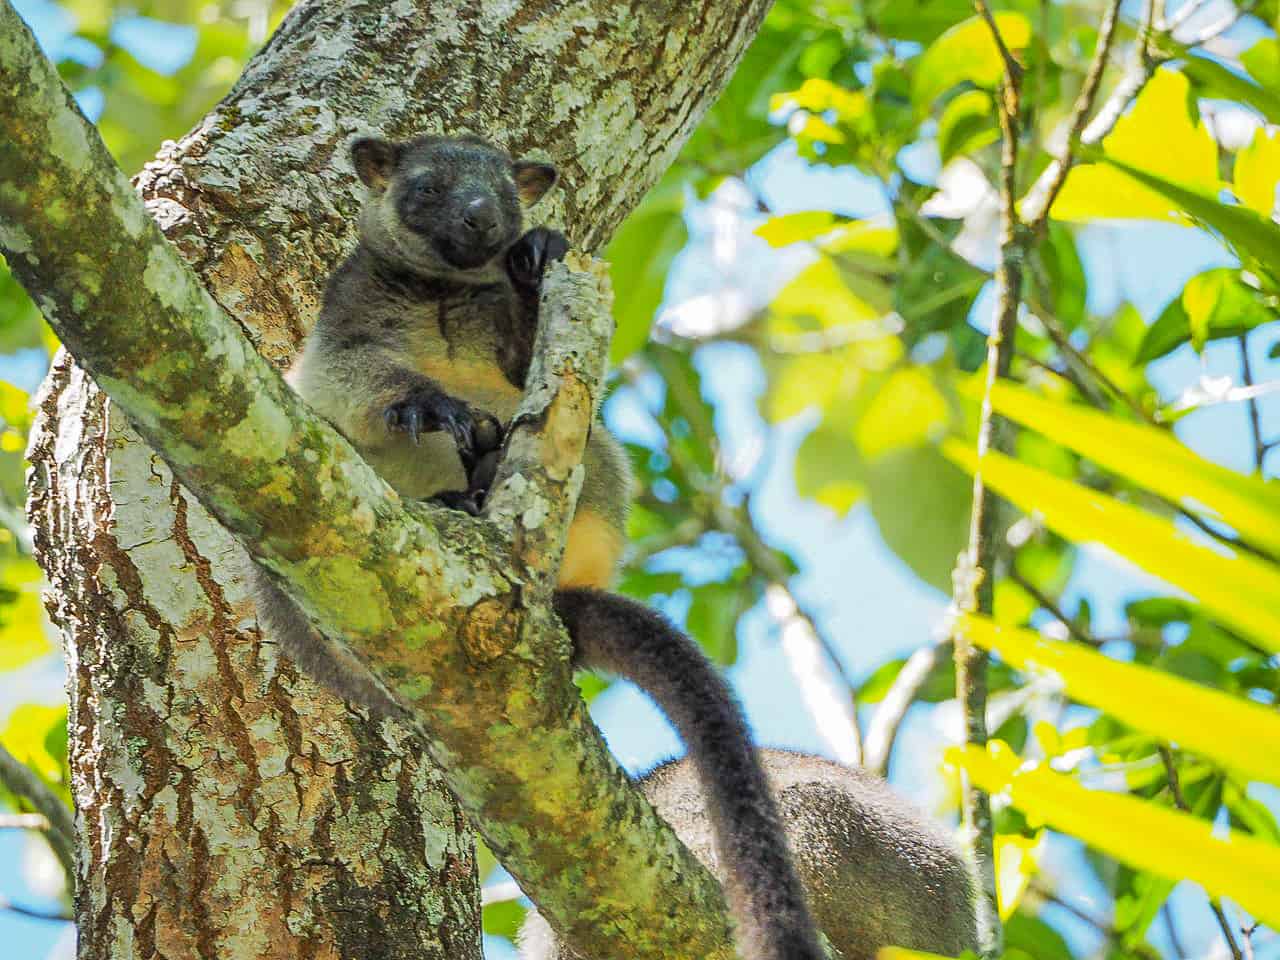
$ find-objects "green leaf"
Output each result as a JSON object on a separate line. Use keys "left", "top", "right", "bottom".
{"left": 960, "top": 615, "right": 1280, "bottom": 786}
{"left": 1242, "top": 37, "right": 1280, "bottom": 91}
{"left": 1235, "top": 127, "right": 1280, "bottom": 217}
{"left": 1096, "top": 153, "right": 1280, "bottom": 280}
{"left": 867, "top": 445, "right": 972, "bottom": 592}
{"left": 795, "top": 425, "right": 865, "bottom": 515}
{"left": 936, "top": 89, "right": 998, "bottom": 165}
{"left": 0, "top": 558, "right": 52, "bottom": 672}
{"left": 996, "top": 376, "right": 1266, "bottom": 556}
{"left": 854, "top": 368, "right": 950, "bottom": 460}
{"left": 1052, "top": 69, "right": 1218, "bottom": 222}
{"left": 866, "top": 0, "right": 978, "bottom": 43}
{"left": 955, "top": 742, "right": 1280, "bottom": 927}
{"left": 482, "top": 899, "right": 527, "bottom": 940}
{"left": 754, "top": 211, "right": 839, "bottom": 246}
{"left": 943, "top": 439, "right": 1280, "bottom": 651}
{"left": 1135, "top": 269, "right": 1275, "bottom": 362}
{"left": 912, "top": 14, "right": 1032, "bottom": 111}
{"left": 685, "top": 575, "right": 752, "bottom": 666}
{"left": 1181, "top": 54, "right": 1280, "bottom": 125}
{"left": 606, "top": 174, "right": 688, "bottom": 363}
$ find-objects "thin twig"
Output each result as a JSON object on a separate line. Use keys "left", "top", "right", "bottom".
{"left": 1159, "top": 747, "right": 1244, "bottom": 960}
{"left": 0, "top": 743, "right": 74, "bottom": 884}
{"left": 1031, "top": 883, "right": 1161, "bottom": 960}
{"left": 0, "top": 812, "right": 50, "bottom": 830}
{"left": 1241, "top": 923, "right": 1259, "bottom": 960}
{"left": 1238, "top": 335, "right": 1266, "bottom": 474}
{"left": 973, "top": 0, "right": 1024, "bottom": 84}
{"left": 0, "top": 895, "right": 72, "bottom": 923}
{"left": 1023, "top": 0, "right": 1124, "bottom": 228}
{"left": 949, "top": 9, "right": 1025, "bottom": 956}
{"left": 1022, "top": 0, "right": 1167, "bottom": 222}
{"left": 864, "top": 640, "right": 950, "bottom": 776}
{"left": 1163, "top": 902, "right": 1188, "bottom": 959}
{"left": 638, "top": 351, "right": 864, "bottom": 764}
{"left": 1008, "top": 570, "right": 1093, "bottom": 646}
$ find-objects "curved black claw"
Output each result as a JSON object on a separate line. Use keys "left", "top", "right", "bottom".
{"left": 506, "top": 226, "right": 569, "bottom": 293}
{"left": 384, "top": 389, "right": 501, "bottom": 472}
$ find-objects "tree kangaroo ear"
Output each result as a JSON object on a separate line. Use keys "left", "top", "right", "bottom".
{"left": 351, "top": 138, "right": 402, "bottom": 191}
{"left": 512, "top": 160, "right": 558, "bottom": 205}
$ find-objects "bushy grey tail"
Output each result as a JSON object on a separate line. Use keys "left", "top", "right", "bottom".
{"left": 248, "top": 560, "right": 406, "bottom": 719}
{"left": 554, "top": 588, "right": 826, "bottom": 960}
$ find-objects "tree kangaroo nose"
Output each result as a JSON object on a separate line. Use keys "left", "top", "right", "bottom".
{"left": 462, "top": 196, "right": 499, "bottom": 237}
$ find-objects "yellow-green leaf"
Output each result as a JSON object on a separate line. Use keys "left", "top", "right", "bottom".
{"left": 0, "top": 558, "right": 52, "bottom": 672}
{"left": 942, "top": 440, "right": 1280, "bottom": 651}
{"left": 958, "top": 614, "right": 1280, "bottom": 786}
{"left": 978, "top": 381, "right": 1280, "bottom": 556}
{"left": 755, "top": 211, "right": 838, "bottom": 247}
{"left": 1097, "top": 153, "right": 1280, "bottom": 279}
{"left": 1235, "top": 127, "right": 1280, "bottom": 217}
{"left": 1052, "top": 70, "right": 1218, "bottom": 222}
{"left": 953, "top": 742, "right": 1280, "bottom": 927}
{"left": 855, "top": 368, "right": 950, "bottom": 460}
{"left": 912, "top": 14, "right": 1031, "bottom": 110}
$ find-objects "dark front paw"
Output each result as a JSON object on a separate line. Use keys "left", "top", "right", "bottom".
{"left": 431, "top": 489, "right": 484, "bottom": 516}
{"left": 506, "top": 226, "right": 569, "bottom": 292}
{"left": 384, "top": 389, "right": 502, "bottom": 469}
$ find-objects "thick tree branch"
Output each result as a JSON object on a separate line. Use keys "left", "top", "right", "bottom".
{"left": 0, "top": 2, "right": 757, "bottom": 956}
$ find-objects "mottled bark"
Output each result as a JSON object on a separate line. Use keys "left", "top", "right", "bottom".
{"left": 4, "top": 0, "right": 772, "bottom": 957}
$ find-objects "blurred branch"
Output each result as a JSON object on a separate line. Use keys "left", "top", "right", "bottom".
{"left": 863, "top": 640, "right": 950, "bottom": 776}
{"left": 638, "top": 352, "right": 863, "bottom": 764}
{"left": 1030, "top": 882, "right": 1161, "bottom": 960}
{"left": 1022, "top": 0, "right": 1167, "bottom": 222}
{"left": 1163, "top": 902, "right": 1188, "bottom": 959}
{"left": 0, "top": 812, "right": 50, "bottom": 830}
{"left": 0, "top": 895, "right": 72, "bottom": 923}
{"left": 0, "top": 743, "right": 74, "bottom": 883}
{"left": 947, "top": 7, "right": 1027, "bottom": 954}
{"left": 1238, "top": 335, "right": 1266, "bottom": 475}
{"left": 1022, "top": 0, "right": 1124, "bottom": 228}
{"left": 1158, "top": 746, "right": 1244, "bottom": 960}
{"left": 1008, "top": 570, "right": 1093, "bottom": 646}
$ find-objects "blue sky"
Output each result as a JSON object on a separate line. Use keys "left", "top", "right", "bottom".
{"left": 3, "top": 3, "right": 1279, "bottom": 959}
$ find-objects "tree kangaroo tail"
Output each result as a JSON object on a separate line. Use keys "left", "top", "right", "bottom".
{"left": 553, "top": 587, "right": 827, "bottom": 960}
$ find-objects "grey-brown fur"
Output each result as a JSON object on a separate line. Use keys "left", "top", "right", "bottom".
{"left": 518, "top": 749, "right": 980, "bottom": 960}
{"left": 252, "top": 134, "right": 975, "bottom": 960}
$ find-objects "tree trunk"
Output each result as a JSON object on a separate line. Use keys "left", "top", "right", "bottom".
{"left": 21, "top": 0, "right": 770, "bottom": 956}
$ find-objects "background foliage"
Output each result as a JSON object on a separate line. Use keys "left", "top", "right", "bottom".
{"left": 2, "top": 0, "right": 1279, "bottom": 958}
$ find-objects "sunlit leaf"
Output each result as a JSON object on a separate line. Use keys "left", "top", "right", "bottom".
{"left": 943, "top": 440, "right": 1280, "bottom": 650}
{"left": 912, "top": 14, "right": 1032, "bottom": 110}
{"left": 1136, "top": 269, "right": 1275, "bottom": 363}
{"left": 1235, "top": 127, "right": 1280, "bottom": 217}
{"left": 937, "top": 90, "right": 998, "bottom": 165}
{"left": 0, "top": 704, "right": 68, "bottom": 794}
{"left": 867, "top": 446, "right": 972, "bottom": 592}
{"left": 980, "top": 380, "right": 1280, "bottom": 556}
{"left": 1052, "top": 70, "right": 1218, "bottom": 222}
{"left": 0, "top": 558, "right": 52, "bottom": 672}
{"left": 1096, "top": 153, "right": 1280, "bottom": 279}
{"left": 796, "top": 425, "right": 865, "bottom": 515}
{"left": 755, "top": 211, "right": 839, "bottom": 246}
{"left": 958, "top": 615, "right": 1280, "bottom": 786}
{"left": 953, "top": 742, "right": 1280, "bottom": 927}
{"left": 1181, "top": 53, "right": 1280, "bottom": 125}
{"left": 995, "top": 830, "right": 1043, "bottom": 920}
{"left": 607, "top": 173, "right": 688, "bottom": 362}
{"left": 855, "top": 368, "right": 950, "bottom": 460}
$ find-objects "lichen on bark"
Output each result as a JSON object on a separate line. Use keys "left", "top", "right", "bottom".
{"left": 3, "top": 0, "right": 774, "bottom": 956}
